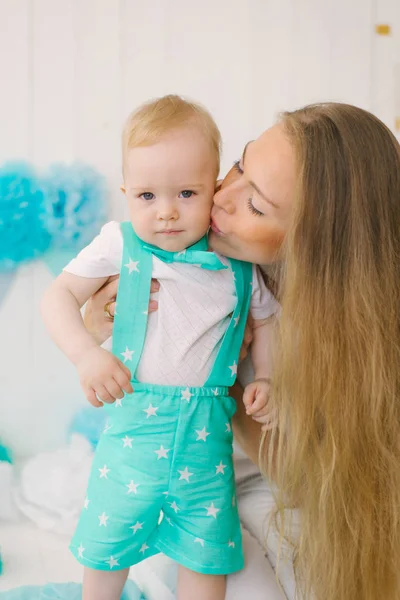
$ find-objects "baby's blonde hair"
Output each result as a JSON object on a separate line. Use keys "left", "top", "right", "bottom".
{"left": 122, "top": 94, "right": 221, "bottom": 175}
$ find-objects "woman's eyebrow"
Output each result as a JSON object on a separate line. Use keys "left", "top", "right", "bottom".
{"left": 242, "top": 141, "right": 279, "bottom": 210}
{"left": 242, "top": 141, "right": 253, "bottom": 164}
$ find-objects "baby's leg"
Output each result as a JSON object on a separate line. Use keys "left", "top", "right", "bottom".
{"left": 177, "top": 565, "right": 226, "bottom": 600}
{"left": 82, "top": 566, "right": 129, "bottom": 600}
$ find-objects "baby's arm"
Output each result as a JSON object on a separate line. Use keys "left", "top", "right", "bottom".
{"left": 242, "top": 316, "right": 277, "bottom": 431}
{"left": 41, "top": 272, "right": 133, "bottom": 406}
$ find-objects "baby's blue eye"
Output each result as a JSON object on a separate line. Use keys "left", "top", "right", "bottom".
{"left": 141, "top": 192, "right": 155, "bottom": 201}
{"left": 179, "top": 190, "right": 194, "bottom": 198}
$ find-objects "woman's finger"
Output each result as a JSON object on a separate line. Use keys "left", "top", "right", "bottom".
{"left": 149, "top": 299, "right": 158, "bottom": 313}
{"left": 150, "top": 279, "right": 160, "bottom": 294}
{"left": 104, "top": 301, "right": 117, "bottom": 319}
{"left": 95, "top": 275, "right": 119, "bottom": 302}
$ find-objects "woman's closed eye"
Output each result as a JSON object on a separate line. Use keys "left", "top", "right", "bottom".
{"left": 233, "top": 160, "right": 264, "bottom": 216}
{"left": 247, "top": 198, "right": 264, "bottom": 217}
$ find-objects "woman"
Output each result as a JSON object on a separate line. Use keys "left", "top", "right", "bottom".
{"left": 85, "top": 103, "right": 400, "bottom": 600}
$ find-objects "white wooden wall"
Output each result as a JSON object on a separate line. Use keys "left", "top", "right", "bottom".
{"left": 0, "top": 0, "right": 398, "bottom": 457}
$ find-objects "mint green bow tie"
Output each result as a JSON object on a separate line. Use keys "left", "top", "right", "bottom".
{"left": 142, "top": 235, "right": 227, "bottom": 271}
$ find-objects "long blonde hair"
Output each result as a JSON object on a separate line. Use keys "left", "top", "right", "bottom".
{"left": 263, "top": 103, "right": 400, "bottom": 600}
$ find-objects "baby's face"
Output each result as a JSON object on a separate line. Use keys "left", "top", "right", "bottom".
{"left": 123, "top": 127, "right": 216, "bottom": 252}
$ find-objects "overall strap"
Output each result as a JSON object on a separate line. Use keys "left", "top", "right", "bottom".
{"left": 111, "top": 222, "right": 152, "bottom": 381}
{"left": 204, "top": 258, "right": 253, "bottom": 387}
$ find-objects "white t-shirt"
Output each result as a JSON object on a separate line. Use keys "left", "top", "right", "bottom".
{"left": 65, "top": 221, "right": 279, "bottom": 387}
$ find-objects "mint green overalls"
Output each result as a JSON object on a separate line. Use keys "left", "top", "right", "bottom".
{"left": 70, "top": 222, "right": 253, "bottom": 576}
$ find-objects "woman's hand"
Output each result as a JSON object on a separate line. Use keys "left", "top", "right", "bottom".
{"left": 84, "top": 275, "right": 160, "bottom": 345}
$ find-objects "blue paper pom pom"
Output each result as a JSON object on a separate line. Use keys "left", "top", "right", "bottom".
{"left": 69, "top": 406, "right": 107, "bottom": 449}
{"left": 43, "top": 163, "right": 107, "bottom": 251}
{"left": 0, "top": 162, "right": 50, "bottom": 272}
{"left": 0, "top": 442, "right": 13, "bottom": 464}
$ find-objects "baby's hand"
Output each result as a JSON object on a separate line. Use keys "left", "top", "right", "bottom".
{"left": 243, "top": 378, "right": 277, "bottom": 431}
{"left": 76, "top": 347, "right": 134, "bottom": 407}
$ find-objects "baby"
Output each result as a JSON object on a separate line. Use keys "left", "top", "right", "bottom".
{"left": 41, "top": 95, "right": 278, "bottom": 600}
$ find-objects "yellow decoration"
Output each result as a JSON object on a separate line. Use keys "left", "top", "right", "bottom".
{"left": 375, "top": 24, "right": 391, "bottom": 35}
{"left": 395, "top": 117, "right": 400, "bottom": 131}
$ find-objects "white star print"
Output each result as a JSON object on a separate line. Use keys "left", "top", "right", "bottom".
{"left": 194, "top": 538, "right": 205, "bottom": 547}
{"left": 176, "top": 250, "right": 186, "bottom": 257}
{"left": 228, "top": 361, "right": 238, "bottom": 377}
{"left": 106, "top": 556, "right": 120, "bottom": 569}
{"left": 165, "top": 516, "right": 173, "bottom": 526}
{"left": 228, "top": 540, "right": 235, "bottom": 548}
{"left": 143, "top": 404, "right": 158, "bottom": 418}
{"left": 103, "top": 423, "right": 112, "bottom": 433}
{"left": 162, "top": 491, "right": 169, "bottom": 496}
{"left": 78, "top": 543, "right": 85, "bottom": 558}
{"left": 99, "top": 512, "right": 109, "bottom": 527}
{"left": 124, "top": 258, "right": 140, "bottom": 274}
{"left": 126, "top": 480, "right": 140, "bottom": 494}
{"left": 84, "top": 497, "right": 89, "bottom": 509}
{"left": 234, "top": 314, "right": 240, "bottom": 327}
{"left": 216, "top": 461, "right": 227, "bottom": 475}
{"left": 154, "top": 445, "right": 170, "bottom": 459}
{"left": 178, "top": 467, "right": 193, "bottom": 482}
{"left": 212, "top": 388, "right": 219, "bottom": 396}
{"left": 196, "top": 427, "right": 211, "bottom": 442}
{"left": 142, "top": 309, "right": 148, "bottom": 315}
{"left": 140, "top": 543, "right": 149, "bottom": 554}
{"left": 225, "top": 422, "right": 231, "bottom": 433}
{"left": 181, "top": 387, "right": 193, "bottom": 402}
{"left": 122, "top": 435, "right": 134, "bottom": 448}
{"left": 205, "top": 503, "right": 220, "bottom": 518}
{"left": 99, "top": 465, "right": 110, "bottom": 479}
{"left": 169, "top": 501, "right": 180, "bottom": 513}
{"left": 115, "top": 397, "right": 123, "bottom": 407}
{"left": 121, "top": 346, "right": 134, "bottom": 362}
{"left": 130, "top": 521, "right": 144, "bottom": 534}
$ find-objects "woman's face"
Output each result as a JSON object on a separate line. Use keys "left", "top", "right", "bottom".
{"left": 209, "top": 124, "right": 296, "bottom": 264}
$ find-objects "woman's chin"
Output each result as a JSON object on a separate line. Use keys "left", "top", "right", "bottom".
{"left": 209, "top": 230, "right": 238, "bottom": 260}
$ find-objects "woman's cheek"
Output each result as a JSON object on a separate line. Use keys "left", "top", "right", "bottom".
{"left": 242, "top": 221, "right": 286, "bottom": 259}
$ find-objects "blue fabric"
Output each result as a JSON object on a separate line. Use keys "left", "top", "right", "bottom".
{"left": 70, "top": 222, "right": 252, "bottom": 575}
{"left": 142, "top": 235, "right": 227, "bottom": 271}
{"left": 0, "top": 580, "right": 145, "bottom": 599}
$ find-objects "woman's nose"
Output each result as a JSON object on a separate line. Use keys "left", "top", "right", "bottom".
{"left": 213, "top": 184, "right": 236, "bottom": 215}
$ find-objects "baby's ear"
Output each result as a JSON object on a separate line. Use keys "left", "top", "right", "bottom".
{"left": 120, "top": 184, "right": 126, "bottom": 195}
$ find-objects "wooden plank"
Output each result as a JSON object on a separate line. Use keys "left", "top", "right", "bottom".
{"left": 74, "top": 0, "right": 121, "bottom": 185}
{"left": 32, "top": 0, "right": 76, "bottom": 166}
{"left": 0, "top": 0, "right": 31, "bottom": 161}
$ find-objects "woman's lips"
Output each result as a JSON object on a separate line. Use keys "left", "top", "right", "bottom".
{"left": 210, "top": 219, "right": 223, "bottom": 235}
